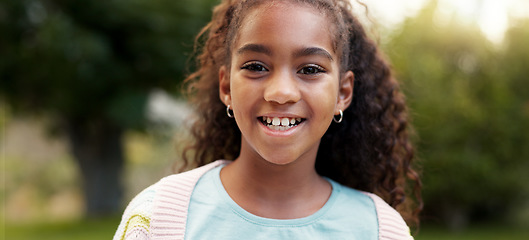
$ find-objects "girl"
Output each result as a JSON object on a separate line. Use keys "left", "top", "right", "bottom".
{"left": 114, "top": 0, "right": 422, "bottom": 239}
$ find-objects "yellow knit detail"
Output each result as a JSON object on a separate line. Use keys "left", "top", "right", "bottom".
{"left": 121, "top": 214, "right": 151, "bottom": 240}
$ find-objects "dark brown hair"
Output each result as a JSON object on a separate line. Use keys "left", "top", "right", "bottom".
{"left": 182, "top": 0, "right": 422, "bottom": 227}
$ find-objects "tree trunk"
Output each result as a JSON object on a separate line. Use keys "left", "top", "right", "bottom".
{"left": 65, "top": 118, "right": 124, "bottom": 216}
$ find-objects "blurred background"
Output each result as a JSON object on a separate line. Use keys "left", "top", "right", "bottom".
{"left": 1, "top": 0, "right": 528, "bottom": 239}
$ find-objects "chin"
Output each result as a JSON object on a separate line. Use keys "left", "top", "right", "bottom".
{"left": 259, "top": 153, "right": 300, "bottom": 166}
{"left": 264, "top": 159, "right": 295, "bottom": 166}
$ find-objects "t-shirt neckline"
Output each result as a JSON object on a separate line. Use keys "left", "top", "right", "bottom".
{"left": 212, "top": 164, "right": 341, "bottom": 227}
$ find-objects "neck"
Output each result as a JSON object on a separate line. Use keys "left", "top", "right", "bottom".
{"left": 220, "top": 147, "right": 331, "bottom": 219}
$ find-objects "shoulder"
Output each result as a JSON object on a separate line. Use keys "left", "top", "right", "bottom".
{"left": 154, "top": 160, "right": 229, "bottom": 192}
{"left": 361, "top": 192, "right": 414, "bottom": 240}
{"left": 331, "top": 182, "right": 378, "bottom": 219}
{"left": 113, "top": 160, "right": 230, "bottom": 240}
{"left": 113, "top": 184, "right": 157, "bottom": 240}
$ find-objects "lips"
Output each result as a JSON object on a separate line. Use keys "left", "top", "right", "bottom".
{"left": 259, "top": 116, "right": 305, "bottom": 131}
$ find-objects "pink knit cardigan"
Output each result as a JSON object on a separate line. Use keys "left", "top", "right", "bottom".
{"left": 114, "top": 160, "right": 413, "bottom": 240}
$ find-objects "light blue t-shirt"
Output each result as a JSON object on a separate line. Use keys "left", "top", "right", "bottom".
{"left": 185, "top": 164, "right": 378, "bottom": 240}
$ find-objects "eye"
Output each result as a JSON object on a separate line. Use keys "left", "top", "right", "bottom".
{"left": 298, "top": 64, "right": 326, "bottom": 75}
{"left": 241, "top": 61, "right": 268, "bottom": 72}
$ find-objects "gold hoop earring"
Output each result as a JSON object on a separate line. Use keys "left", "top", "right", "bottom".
{"left": 226, "top": 105, "right": 234, "bottom": 118}
{"left": 333, "top": 110, "right": 343, "bottom": 123}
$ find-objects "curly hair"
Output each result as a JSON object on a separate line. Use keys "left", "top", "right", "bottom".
{"left": 182, "top": 0, "right": 422, "bottom": 227}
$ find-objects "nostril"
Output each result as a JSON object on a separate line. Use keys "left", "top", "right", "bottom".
{"left": 263, "top": 86, "right": 301, "bottom": 104}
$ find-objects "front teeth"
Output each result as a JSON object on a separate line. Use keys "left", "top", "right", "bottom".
{"left": 261, "top": 116, "right": 303, "bottom": 131}
{"left": 272, "top": 117, "right": 280, "bottom": 126}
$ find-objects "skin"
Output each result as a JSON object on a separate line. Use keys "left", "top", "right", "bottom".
{"left": 218, "top": 2, "right": 354, "bottom": 219}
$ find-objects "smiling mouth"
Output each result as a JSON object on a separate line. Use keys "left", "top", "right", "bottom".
{"left": 259, "top": 116, "right": 305, "bottom": 131}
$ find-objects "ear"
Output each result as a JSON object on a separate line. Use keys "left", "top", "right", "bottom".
{"left": 219, "top": 65, "right": 231, "bottom": 106}
{"left": 335, "top": 71, "right": 354, "bottom": 115}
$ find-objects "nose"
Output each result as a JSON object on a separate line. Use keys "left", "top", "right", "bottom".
{"left": 263, "top": 70, "right": 301, "bottom": 104}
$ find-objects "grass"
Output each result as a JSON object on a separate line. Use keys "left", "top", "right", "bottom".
{"left": 5, "top": 217, "right": 529, "bottom": 240}
{"left": 416, "top": 224, "right": 529, "bottom": 240}
{"left": 5, "top": 216, "right": 121, "bottom": 240}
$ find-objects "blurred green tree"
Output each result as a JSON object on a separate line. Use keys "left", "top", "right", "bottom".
{"left": 0, "top": 0, "right": 216, "bottom": 216}
{"left": 385, "top": 1, "right": 529, "bottom": 229}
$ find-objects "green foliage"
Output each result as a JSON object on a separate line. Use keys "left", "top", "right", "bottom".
{"left": 0, "top": 0, "right": 218, "bottom": 216}
{"left": 385, "top": 1, "right": 529, "bottom": 226}
{"left": 0, "top": 0, "right": 217, "bottom": 128}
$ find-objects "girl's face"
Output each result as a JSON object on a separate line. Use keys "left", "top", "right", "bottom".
{"left": 220, "top": 2, "right": 353, "bottom": 166}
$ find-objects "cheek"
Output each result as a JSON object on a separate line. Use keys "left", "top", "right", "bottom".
{"left": 230, "top": 77, "right": 259, "bottom": 121}
{"left": 306, "top": 81, "right": 339, "bottom": 110}
{"left": 230, "top": 77, "right": 252, "bottom": 104}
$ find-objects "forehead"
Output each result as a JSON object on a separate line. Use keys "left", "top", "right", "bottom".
{"left": 233, "top": 2, "right": 335, "bottom": 56}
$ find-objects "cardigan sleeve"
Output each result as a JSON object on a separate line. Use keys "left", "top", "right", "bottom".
{"left": 113, "top": 185, "right": 157, "bottom": 240}
{"left": 362, "top": 192, "right": 414, "bottom": 240}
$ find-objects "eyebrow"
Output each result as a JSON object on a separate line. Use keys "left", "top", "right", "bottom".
{"left": 293, "top": 47, "right": 334, "bottom": 62}
{"left": 236, "top": 44, "right": 272, "bottom": 56}
{"left": 236, "top": 44, "right": 334, "bottom": 61}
